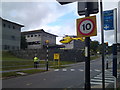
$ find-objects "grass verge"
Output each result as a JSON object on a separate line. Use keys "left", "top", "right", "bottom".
{"left": 90, "top": 55, "right": 100, "bottom": 60}
{"left": 2, "top": 69, "right": 46, "bottom": 79}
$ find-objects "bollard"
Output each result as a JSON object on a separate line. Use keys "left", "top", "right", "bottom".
{"left": 106, "top": 61, "right": 108, "bottom": 69}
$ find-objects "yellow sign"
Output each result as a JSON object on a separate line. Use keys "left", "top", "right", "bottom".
{"left": 77, "top": 16, "right": 97, "bottom": 37}
{"left": 54, "top": 53, "right": 60, "bottom": 60}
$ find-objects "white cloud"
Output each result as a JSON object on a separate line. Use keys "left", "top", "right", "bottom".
{"left": 1, "top": 1, "right": 120, "bottom": 45}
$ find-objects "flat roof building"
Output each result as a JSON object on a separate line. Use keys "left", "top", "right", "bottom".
{"left": 63, "top": 40, "right": 85, "bottom": 50}
{"left": 22, "top": 29, "right": 57, "bottom": 49}
{"left": 0, "top": 17, "right": 24, "bottom": 51}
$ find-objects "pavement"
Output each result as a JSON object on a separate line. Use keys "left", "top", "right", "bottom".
{"left": 106, "top": 63, "right": 120, "bottom": 88}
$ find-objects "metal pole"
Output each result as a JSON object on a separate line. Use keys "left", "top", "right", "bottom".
{"left": 46, "top": 44, "right": 49, "bottom": 71}
{"left": 85, "top": 2, "right": 90, "bottom": 90}
{"left": 113, "top": 8, "right": 117, "bottom": 89}
{"left": 113, "top": 8, "right": 117, "bottom": 78}
{"left": 100, "top": 0, "right": 105, "bottom": 89}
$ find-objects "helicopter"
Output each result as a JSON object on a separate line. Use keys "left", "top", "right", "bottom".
{"left": 59, "top": 35, "right": 85, "bottom": 44}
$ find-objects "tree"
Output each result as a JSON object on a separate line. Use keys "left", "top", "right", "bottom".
{"left": 20, "top": 35, "right": 27, "bottom": 50}
{"left": 90, "top": 40, "right": 99, "bottom": 55}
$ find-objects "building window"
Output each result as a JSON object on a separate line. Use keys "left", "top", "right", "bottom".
{"left": 27, "top": 35, "right": 30, "bottom": 38}
{"left": 34, "top": 34, "right": 37, "bottom": 37}
{"left": 8, "top": 25, "right": 10, "bottom": 28}
{"left": 13, "top": 26, "right": 15, "bottom": 29}
{"left": 31, "top": 35, "right": 33, "bottom": 37}
{"left": 11, "top": 35, "right": 15, "bottom": 40}
{"left": 3, "top": 23, "right": 6, "bottom": 27}
{"left": 4, "top": 45, "right": 10, "bottom": 50}
{"left": 35, "top": 34, "right": 37, "bottom": 37}
{"left": 17, "top": 47, "right": 19, "bottom": 50}
{"left": 12, "top": 46, "right": 15, "bottom": 50}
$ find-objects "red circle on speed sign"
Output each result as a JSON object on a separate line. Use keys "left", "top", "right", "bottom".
{"left": 78, "top": 18, "right": 95, "bottom": 36}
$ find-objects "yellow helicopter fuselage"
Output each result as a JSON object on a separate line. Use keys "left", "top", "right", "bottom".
{"left": 59, "top": 36, "right": 85, "bottom": 44}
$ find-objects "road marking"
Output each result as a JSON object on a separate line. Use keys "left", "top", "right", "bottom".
{"left": 94, "top": 69, "right": 101, "bottom": 72}
{"left": 70, "top": 69, "right": 75, "bottom": 72}
{"left": 78, "top": 69, "right": 84, "bottom": 71}
{"left": 63, "top": 69, "right": 67, "bottom": 71}
{"left": 90, "top": 82, "right": 109, "bottom": 85}
{"left": 54, "top": 69, "right": 59, "bottom": 71}
{"left": 91, "top": 79, "right": 114, "bottom": 83}
{"left": 43, "top": 78, "right": 46, "bottom": 81}
{"left": 94, "top": 77, "right": 114, "bottom": 80}
{"left": 26, "top": 83, "right": 32, "bottom": 86}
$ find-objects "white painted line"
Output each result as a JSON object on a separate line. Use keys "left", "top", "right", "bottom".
{"left": 91, "top": 79, "right": 114, "bottom": 83}
{"left": 97, "top": 74, "right": 114, "bottom": 78}
{"left": 105, "top": 76, "right": 114, "bottom": 78}
{"left": 105, "top": 70, "right": 107, "bottom": 71}
{"left": 26, "top": 83, "right": 32, "bottom": 86}
{"left": 54, "top": 69, "right": 59, "bottom": 71}
{"left": 94, "top": 69, "right": 101, "bottom": 72}
{"left": 91, "top": 79, "right": 102, "bottom": 82}
{"left": 94, "top": 77, "right": 114, "bottom": 80}
{"left": 79, "top": 69, "right": 84, "bottom": 71}
{"left": 105, "top": 74, "right": 112, "bottom": 76}
{"left": 71, "top": 69, "right": 75, "bottom": 72}
{"left": 90, "top": 82, "right": 109, "bottom": 85}
{"left": 63, "top": 69, "right": 67, "bottom": 71}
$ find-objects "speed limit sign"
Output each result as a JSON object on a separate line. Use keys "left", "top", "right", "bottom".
{"left": 77, "top": 16, "right": 97, "bottom": 37}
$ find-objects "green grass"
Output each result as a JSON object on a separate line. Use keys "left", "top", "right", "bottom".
{"left": 2, "top": 51, "right": 100, "bottom": 70}
{"left": 90, "top": 55, "right": 100, "bottom": 60}
{"left": 21, "top": 69, "right": 46, "bottom": 74}
{"left": 2, "top": 72, "right": 21, "bottom": 78}
{"left": 1, "top": 51, "right": 101, "bottom": 79}
{"left": 2, "top": 51, "right": 30, "bottom": 61}
{"left": 2, "top": 51, "right": 47, "bottom": 70}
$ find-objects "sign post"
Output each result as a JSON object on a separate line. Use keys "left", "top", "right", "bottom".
{"left": 54, "top": 53, "right": 60, "bottom": 66}
{"left": 77, "top": 2, "right": 97, "bottom": 90}
{"left": 56, "top": 0, "right": 99, "bottom": 89}
{"left": 99, "top": 1, "right": 105, "bottom": 89}
{"left": 84, "top": 3, "right": 90, "bottom": 89}
{"left": 103, "top": 8, "right": 118, "bottom": 88}
{"left": 45, "top": 40, "right": 49, "bottom": 71}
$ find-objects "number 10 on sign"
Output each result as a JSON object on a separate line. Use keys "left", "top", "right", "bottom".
{"left": 77, "top": 16, "right": 97, "bottom": 37}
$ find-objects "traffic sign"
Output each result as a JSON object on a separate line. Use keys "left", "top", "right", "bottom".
{"left": 77, "top": 16, "right": 97, "bottom": 37}
{"left": 54, "top": 53, "right": 60, "bottom": 60}
{"left": 103, "top": 10, "right": 114, "bottom": 30}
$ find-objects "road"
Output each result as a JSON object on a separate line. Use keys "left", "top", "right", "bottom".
{"left": 2, "top": 57, "right": 113, "bottom": 88}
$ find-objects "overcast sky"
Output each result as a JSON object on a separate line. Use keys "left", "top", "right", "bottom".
{"left": 1, "top": 0, "right": 120, "bottom": 45}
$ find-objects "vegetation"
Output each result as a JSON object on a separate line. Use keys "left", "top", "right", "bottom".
{"left": 20, "top": 34, "right": 28, "bottom": 50}
{"left": 1, "top": 51, "right": 101, "bottom": 79}
{"left": 2, "top": 69, "right": 46, "bottom": 79}
{"left": 90, "top": 40, "right": 99, "bottom": 54}
{"left": 2, "top": 51, "right": 75, "bottom": 71}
